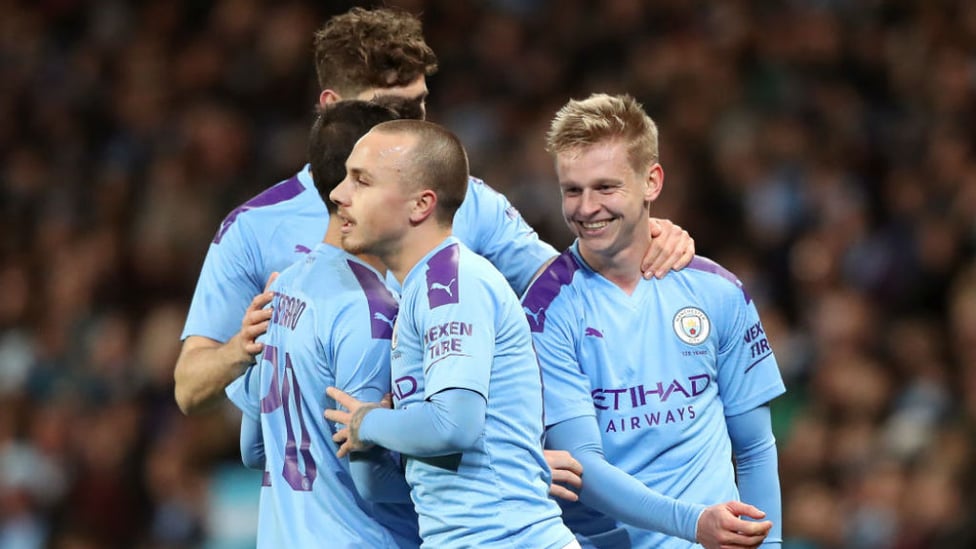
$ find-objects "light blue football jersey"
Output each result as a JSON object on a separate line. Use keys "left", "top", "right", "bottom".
{"left": 389, "top": 237, "right": 574, "bottom": 549}
{"left": 183, "top": 166, "right": 555, "bottom": 344}
{"left": 523, "top": 246, "right": 786, "bottom": 549}
{"left": 226, "top": 243, "right": 419, "bottom": 548}
{"left": 183, "top": 167, "right": 327, "bottom": 344}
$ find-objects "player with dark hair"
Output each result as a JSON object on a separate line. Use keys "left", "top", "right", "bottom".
{"left": 229, "top": 100, "right": 419, "bottom": 547}
{"left": 174, "top": 7, "right": 695, "bottom": 418}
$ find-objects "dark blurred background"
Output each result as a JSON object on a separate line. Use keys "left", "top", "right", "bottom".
{"left": 2, "top": 1, "right": 975, "bottom": 548}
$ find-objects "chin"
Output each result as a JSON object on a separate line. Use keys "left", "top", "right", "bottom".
{"left": 578, "top": 239, "right": 616, "bottom": 257}
{"left": 339, "top": 237, "right": 363, "bottom": 255}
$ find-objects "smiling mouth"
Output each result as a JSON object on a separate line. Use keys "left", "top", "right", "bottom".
{"left": 579, "top": 220, "right": 611, "bottom": 231}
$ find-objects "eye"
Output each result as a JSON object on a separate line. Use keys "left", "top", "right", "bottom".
{"left": 561, "top": 187, "right": 581, "bottom": 197}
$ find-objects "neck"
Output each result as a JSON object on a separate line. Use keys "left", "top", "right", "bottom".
{"left": 578, "top": 232, "right": 651, "bottom": 296}
{"left": 387, "top": 223, "right": 453, "bottom": 285}
{"left": 324, "top": 215, "right": 387, "bottom": 274}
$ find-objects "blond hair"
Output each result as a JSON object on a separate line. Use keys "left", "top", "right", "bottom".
{"left": 545, "top": 93, "right": 659, "bottom": 172}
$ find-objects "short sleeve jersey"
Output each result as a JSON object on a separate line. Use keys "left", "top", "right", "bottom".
{"left": 389, "top": 237, "right": 573, "bottom": 549}
{"left": 522, "top": 247, "right": 786, "bottom": 549}
{"left": 183, "top": 168, "right": 555, "bottom": 344}
{"left": 226, "top": 243, "right": 418, "bottom": 549}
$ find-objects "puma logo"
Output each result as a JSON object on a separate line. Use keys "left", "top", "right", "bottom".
{"left": 523, "top": 306, "right": 544, "bottom": 326}
{"left": 430, "top": 278, "right": 456, "bottom": 297}
{"left": 294, "top": 244, "right": 311, "bottom": 254}
{"left": 584, "top": 327, "right": 603, "bottom": 338}
{"left": 373, "top": 311, "right": 397, "bottom": 328}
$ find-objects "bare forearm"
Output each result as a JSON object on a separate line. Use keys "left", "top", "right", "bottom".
{"left": 174, "top": 335, "right": 252, "bottom": 414}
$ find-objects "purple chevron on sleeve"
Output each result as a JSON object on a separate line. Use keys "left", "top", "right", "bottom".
{"left": 213, "top": 175, "right": 305, "bottom": 244}
{"left": 348, "top": 261, "right": 400, "bottom": 339}
{"left": 425, "top": 244, "right": 460, "bottom": 309}
{"left": 687, "top": 256, "right": 752, "bottom": 303}
{"left": 521, "top": 250, "right": 580, "bottom": 332}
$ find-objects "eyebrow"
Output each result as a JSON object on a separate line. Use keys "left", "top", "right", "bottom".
{"left": 559, "top": 178, "right": 623, "bottom": 187}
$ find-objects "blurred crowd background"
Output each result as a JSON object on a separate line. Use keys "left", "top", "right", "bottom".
{"left": 2, "top": 0, "right": 975, "bottom": 547}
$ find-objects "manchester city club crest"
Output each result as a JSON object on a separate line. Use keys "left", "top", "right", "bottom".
{"left": 673, "top": 307, "right": 710, "bottom": 345}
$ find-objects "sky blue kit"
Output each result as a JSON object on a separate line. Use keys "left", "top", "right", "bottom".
{"left": 226, "top": 243, "right": 418, "bottom": 548}
{"left": 523, "top": 245, "right": 786, "bottom": 548}
{"left": 360, "top": 238, "right": 574, "bottom": 548}
{"left": 183, "top": 166, "right": 556, "bottom": 344}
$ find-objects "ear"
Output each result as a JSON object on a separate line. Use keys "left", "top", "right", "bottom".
{"left": 644, "top": 163, "right": 664, "bottom": 203}
{"left": 319, "top": 89, "right": 342, "bottom": 109}
{"left": 408, "top": 189, "right": 438, "bottom": 225}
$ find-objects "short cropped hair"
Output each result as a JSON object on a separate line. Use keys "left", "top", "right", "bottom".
{"left": 314, "top": 8, "right": 438, "bottom": 98}
{"left": 545, "top": 93, "right": 659, "bottom": 173}
{"left": 372, "top": 119, "right": 469, "bottom": 226}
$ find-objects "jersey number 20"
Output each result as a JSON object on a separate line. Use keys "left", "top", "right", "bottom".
{"left": 260, "top": 344, "right": 317, "bottom": 491}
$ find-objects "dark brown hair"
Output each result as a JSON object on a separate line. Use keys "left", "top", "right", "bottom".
{"left": 313, "top": 8, "right": 438, "bottom": 98}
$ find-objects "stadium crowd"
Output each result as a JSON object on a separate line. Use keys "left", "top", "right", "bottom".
{"left": 1, "top": 0, "right": 975, "bottom": 547}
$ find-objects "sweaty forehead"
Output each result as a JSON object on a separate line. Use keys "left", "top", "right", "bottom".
{"left": 355, "top": 130, "right": 417, "bottom": 172}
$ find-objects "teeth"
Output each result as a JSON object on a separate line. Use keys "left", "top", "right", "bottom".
{"left": 581, "top": 221, "right": 609, "bottom": 230}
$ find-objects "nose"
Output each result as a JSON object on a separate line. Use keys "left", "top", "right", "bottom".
{"left": 330, "top": 177, "right": 350, "bottom": 206}
{"left": 578, "top": 189, "right": 600, "bottom": 217}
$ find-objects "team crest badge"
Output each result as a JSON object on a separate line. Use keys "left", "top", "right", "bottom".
{"left": 673, "top": 307, "right": 710, "bottom": 345}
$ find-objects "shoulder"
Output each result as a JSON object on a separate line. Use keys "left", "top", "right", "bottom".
{"left": 212, "top": 173, "right": 316, "bottom": 245}
{"left": 521, "top": 250, "right": 583, "bottom": 332}
{"left": 676, "top": 256, "right": 753, "bottom": 305}
{"left": 304, "top": 249, "right": 394, "bottom": 303}
{"left": 285, "top": 253, "right": 396, "bottom": 336}
{"left": 523, "top": 250, "right": 584, "bottom": 305}
{"left": 410, "top": 241, "right": 502, "bottom": 309}
{"left": 460, "top": 176, "right": 514, "bottom": 211}
{"left": 466, "top": 176, "right": 491, "bottom": 194}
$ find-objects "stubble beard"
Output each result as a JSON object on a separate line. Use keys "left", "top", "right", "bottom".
{"left": 339, "top": 234, "right": 368, "bottom": 256}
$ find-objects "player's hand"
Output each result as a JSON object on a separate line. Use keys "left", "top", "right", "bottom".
{"left": 641, "top": 218, "right": 694, "bottom": 279}
{"left": 695, "top": 501, "right": 771, "bottom": 549}
{"left": 544, "top": 449, "right": 583, "bottom": 502}
{"left": 235, "top": 271, "right": 279, "bottom": 364}
{"left": 324, "top": 386, "right": 379, "bottom": 458}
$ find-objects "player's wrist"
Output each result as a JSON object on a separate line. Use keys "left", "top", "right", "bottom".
{"left": 692, "top": 504, "right": 709, "bottom": 545}
{"left": 349, "top": 403, "right": 382, "bottom": 449}
{"left": 227, "top": 333, "right": 258, "bottom": 369}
